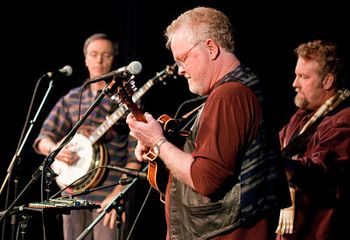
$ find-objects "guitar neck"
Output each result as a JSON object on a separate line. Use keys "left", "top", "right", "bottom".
{"left": 89, "top": 64, "right": 176, "bottom": 144}
{"left": 89, "top": 78, "right": 157, "bottom": 144}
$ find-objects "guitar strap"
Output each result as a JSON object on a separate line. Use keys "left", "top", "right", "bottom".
{"left": 282, "top": 88, "right": 350, "bottom": 158}
{"left": 175, "top": 96, "right": 207, "bottom": 132}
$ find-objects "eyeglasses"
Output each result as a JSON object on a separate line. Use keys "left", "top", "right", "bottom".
{"left": 175, "top": 41, "right": 203, "bottom": 68}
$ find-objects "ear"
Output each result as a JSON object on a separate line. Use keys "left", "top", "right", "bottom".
{"left": 205, "top": 38, "right": 220, "bottom": 60}
{"left": 322, "top": 73, "right": 335, "bottom": 90}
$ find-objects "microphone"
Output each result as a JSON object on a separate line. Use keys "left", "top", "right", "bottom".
{"left": 88, "top": 61, "right": 142, "bottom": 83}
{"left": 106, "top": 165, "right": 147, "bottom": 180}
{"left": 46, "top": 65, "right": 73, "bottom": 78}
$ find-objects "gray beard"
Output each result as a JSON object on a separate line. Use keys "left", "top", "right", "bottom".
{"left": 294, "top": 93, "right": 308, "bottom": 109}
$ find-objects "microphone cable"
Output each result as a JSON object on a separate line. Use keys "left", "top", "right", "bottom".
{"left": 125, "top": 185, "right": 153, "bottom": 240}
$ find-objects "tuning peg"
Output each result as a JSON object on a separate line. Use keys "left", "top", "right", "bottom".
{"left": 110, "top": 94, "right": 121, "bottom": 104}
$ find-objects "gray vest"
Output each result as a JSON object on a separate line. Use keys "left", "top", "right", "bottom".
{"left": 168, "top": 65, "right": 291, "bottom": 239}
{"left": 169, "top": 105, "right": 241, "bottom": 240}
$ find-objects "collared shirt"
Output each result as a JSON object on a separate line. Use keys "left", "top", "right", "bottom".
{"left": 279, "top": 102, "right": 350, "bottom": 239}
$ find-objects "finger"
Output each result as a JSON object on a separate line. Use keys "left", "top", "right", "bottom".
{"left": 286, "top": 219, "right": 294, "bottom": 234}
{"left": 109, "top": 210, "right": 117, "bottom": 230}
{"left": 284, "top": 219, "right": 289, "bottom": 234}
{"left": 141, "top": 143, "right": 149, "bottom": 152}
{"left": 281, "top": 220, "right": 286, "bottom": 235}
{"left": 135, "top": 143, "right": 145, "bottom": 161}
{"left": 144, "top": 112, "right": 155, "bottom": 121}
{"left": 136, "top": 151, "right": 143, "bottom": 161}
{"left": 289, "top": 224, "right": 294, "bottom": 234}
{"left": 126, "top": 112, "right": 135, "bottom": 120}
{"left": 122, "top": 211, "right": 126, "bottom": 223}
{"left": 286, "top": 223, "right": 291, "bottom": 234}
{"left": 96, "top": 203, "right": 105, "bottom": 213}
{"left": 275, "top": 224, "right": 281, "bottom": 234}
{"left": 284, "top": 212, "right": 292, "bottom": 234}
{"left": 129, "top": 130, "right": 137, "bottom": 139}
{"left": 103, "top": 212, "right": 110, "bottom": 227}
{"left": 275, "top": 210, "right": 284, "bottom": 234}
{"left": 283, "top": 215, "right": 290, "bottom": 235}
{"left": 275, "top": 224, "right": 281, "bottom": 233}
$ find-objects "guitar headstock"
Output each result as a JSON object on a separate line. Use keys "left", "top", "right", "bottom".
{"left": 107, "top": 63, "right": 178, "bottom": 123}
{"left": 107, "top": 75, "right": 135, "bottom": 100}
{"left": 112, "top": 77, "right": 146, "bottom": 122}
{"left": 158, "top": 63, "right": 177, "bottom": 83}
{"left": 112, "top": 78, "right": 134, "bottom": 103}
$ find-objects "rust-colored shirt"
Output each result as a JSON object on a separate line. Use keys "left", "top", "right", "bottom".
{"left": 279, "top": 105, "right": 350, "bottom": 240}
{"left": 165, "top": 82, "right": 271, "bottom": 239}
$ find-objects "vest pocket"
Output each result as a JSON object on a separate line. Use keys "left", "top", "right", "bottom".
{"left": 187, "top": 201, "right": 223, "bottom": 217}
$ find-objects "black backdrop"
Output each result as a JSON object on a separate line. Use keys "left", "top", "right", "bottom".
{"left": 0, "top": 0, "right": 348, "bottom": 239}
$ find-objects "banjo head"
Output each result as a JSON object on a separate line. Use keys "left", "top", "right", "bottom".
{"left": 51, "top": 133, "right": 107, "bottom": 193}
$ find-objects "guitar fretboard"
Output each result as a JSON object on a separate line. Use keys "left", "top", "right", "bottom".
{"left": 88, "top": 64, "right": 176, "bottom": 144}
{"left": 89, "top": 79, "right": 156, "bottom": 144}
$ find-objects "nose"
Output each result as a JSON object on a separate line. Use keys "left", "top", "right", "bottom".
{"left": 96, "top": 55, "right": 104, "bottom": 63}
{"left": 292, "top": 77, "right": 299, "bottom": 88}
{"left": 177, "top": 65, "right": 185, "bottom": 76}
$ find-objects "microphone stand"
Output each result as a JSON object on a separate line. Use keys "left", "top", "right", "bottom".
{"left": 0, "top": 75, "right": 54, "bottom": 240}
{"left": 0, "top": 79, "right": 119, "bottom": 224}
{"left": 0, "top": 76, "right": 53, "bottom": 195}
{"left": 75, "top": 168, "right": 145, "bottom": 240}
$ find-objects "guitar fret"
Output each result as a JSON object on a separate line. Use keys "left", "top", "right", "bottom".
{"left": 89, "top": 104, "right": 129, "bottom": 143}
{"left": 132, "top": 81, "right": 154, "bottom": 102}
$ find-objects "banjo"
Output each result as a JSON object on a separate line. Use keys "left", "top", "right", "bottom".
{"left": 51, "top": 64, "right": 177, "bottom": 192}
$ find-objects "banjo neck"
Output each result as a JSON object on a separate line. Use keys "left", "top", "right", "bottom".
{"left": 88, "top": 63, "right": 177, "bottom": 144}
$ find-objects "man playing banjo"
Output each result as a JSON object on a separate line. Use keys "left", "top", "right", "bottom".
{"left": 33, "top": 33, "right": 141, "bottom": 240}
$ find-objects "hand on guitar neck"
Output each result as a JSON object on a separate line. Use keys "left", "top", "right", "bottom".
{"left": 129, "top": 113, "right": 178, "bottom": 156}
{"left": 116, "top": 79, "right": 180, "bottom": 153}
{"left": 127, "top": 112, "right": 184, "bottom": 202}
{"left": 117, "top": 80, "right": 187, "bottom": 201}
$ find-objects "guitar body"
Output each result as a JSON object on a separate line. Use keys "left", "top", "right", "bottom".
{"left": 147, "top": 160, "right": 169, "bottom": 202}
{"left": 51, "top": 133, "right": 108, "bottom": 192}
{"left": 144, "top": 114, "right": 188, "bottom": 202}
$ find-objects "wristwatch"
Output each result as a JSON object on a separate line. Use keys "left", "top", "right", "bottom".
{"left": 152, "top": 138, "right": 168, "bottom": 156}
